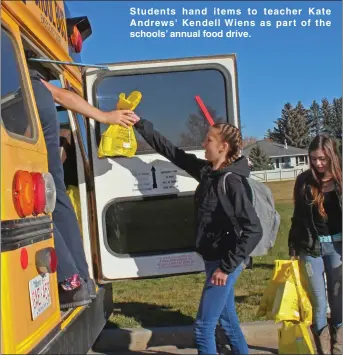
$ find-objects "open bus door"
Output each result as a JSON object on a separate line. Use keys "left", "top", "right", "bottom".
{"left": 84, "top": 55, "right": 240, "bottom": 281}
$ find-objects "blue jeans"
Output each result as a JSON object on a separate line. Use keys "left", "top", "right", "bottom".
{"left": 194, "top": 260, "right": 249, "bottom": 355}
{"left": 299, "top": 241, "right": 342, "bottom": 333}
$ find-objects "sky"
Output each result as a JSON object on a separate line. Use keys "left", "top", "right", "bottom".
{"left": 66, "top": 0, "right": 342, "bottom": 139}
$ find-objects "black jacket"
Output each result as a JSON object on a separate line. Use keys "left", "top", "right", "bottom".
{"left": 288, "top": 170, "right": 342, "bottom": 257}
{"left": 135, "top": 119, "right": 263, "bottom": 274}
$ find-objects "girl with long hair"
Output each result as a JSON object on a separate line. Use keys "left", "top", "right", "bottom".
{"left": 289, "top": 135, "right": 342, "bottom": 355}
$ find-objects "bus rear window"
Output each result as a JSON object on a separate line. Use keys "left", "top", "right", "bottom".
{"left": 95, "top": 69, "right": 227, "bottom": 154}
{"left": 104, "top": 195, "right": 195, "bottom": 256}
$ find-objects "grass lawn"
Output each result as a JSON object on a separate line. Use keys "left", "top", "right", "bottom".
{"left": 109, "top": 180, "right": 296, "bottom": 328}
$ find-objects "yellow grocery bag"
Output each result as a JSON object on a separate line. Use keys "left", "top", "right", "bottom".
{"left": 290, "top": 260, "right": 312, "bottom": 326}
{"left": 66, "top": 185, "right": 83, "bottom": 234}
{"left": 278, "top": 321, "right": 315, "bottom": 354}
{"left": 98, "top": 91, "right": 142, "bottom": 158}
{"left": 258, "top": 260, "right": 298, "bottom": 321}
{"left": 258, "top": 260, "right": 312, "bottom": 324}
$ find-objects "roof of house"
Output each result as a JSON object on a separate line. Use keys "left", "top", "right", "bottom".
{"left": 243, "top": 140, "right": 308, "bottom": 158}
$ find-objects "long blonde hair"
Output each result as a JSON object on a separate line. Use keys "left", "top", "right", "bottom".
{"left": 308, "top": 135, "right": 342, "bottom": 219}
{"left": 213, "top": 123, "right": 243, "bottom": 167}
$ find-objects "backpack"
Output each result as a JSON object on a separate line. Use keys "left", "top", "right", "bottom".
{"left": 217, "top": 172, "right": 280, "bottom": 257}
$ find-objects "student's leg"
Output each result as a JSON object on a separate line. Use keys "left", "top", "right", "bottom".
{"left": 322, "top": 242, "right": 342, "bottom": 355}
{"left": 299, "top": 253, "right": 330, "bottom": 354}
{"left": 194, "top": 261, "right": 246, "bottom": 355}
{"left": 53, "top": 223, "right": 91, "bottom": 308}
{"left": 53, "top": 187, "right": 90, "bottom": 282}
{"left": 53, "top": 222, "right": 78, "bottom": 283}
{"left": 219, "top": 284, "right": 249, "bottom": 354}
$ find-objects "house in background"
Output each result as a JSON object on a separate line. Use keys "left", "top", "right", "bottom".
{"left": 243, "top": 139, "right": 309, "bottom": 170}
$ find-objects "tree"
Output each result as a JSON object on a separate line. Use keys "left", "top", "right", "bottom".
{"left": 266, "top": 103, "right": 293, "bottom": 143}
{"left": 249, "top": 144, "right": 274, "bottom": 171}
{"left": 308, "top": 100, "right": 322, "bottom": 137}
{"left": 266, "top": 102, "right": 310, "bottom": 148}
{"left": 323, "top": 97, "right": 342, "bottom": 140}
{"left": 179, "top": 106, "right": 225, "bottom": 146}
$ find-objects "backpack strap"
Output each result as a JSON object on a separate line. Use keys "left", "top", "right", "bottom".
{"left": 217, "top": 172, "right": 242, "bottom": 237}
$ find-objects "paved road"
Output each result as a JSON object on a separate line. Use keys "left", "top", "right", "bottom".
{"left": 89, "top": 322, "right": 279, "bottom": 354}
{"left": 90, "top": 344, "right": 277, "bottom": 354}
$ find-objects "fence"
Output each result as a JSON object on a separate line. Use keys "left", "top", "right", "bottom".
{"left": 250, "top": 166, "right": 308, "bottom": 182}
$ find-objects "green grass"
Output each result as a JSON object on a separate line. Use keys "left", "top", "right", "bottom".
{"left": 109, "top": 181, "right": 295, "bottom": 328}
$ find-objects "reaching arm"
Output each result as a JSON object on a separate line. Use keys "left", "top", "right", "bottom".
{"left": 40, "top": 80, "right": 137, "bottom": 128}
{"left": 135, "top": 118, "right": 209, "bottom": 181}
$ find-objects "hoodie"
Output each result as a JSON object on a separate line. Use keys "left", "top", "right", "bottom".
{"left": 135, "top": 119, "right": 263, "bottom": 274}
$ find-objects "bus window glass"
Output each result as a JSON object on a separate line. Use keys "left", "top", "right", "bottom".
{"left": 1, "top": 29, "right": 34, "bottom": 138}
{"left": 95, "top": 69, "right": 227, "bottom": 154}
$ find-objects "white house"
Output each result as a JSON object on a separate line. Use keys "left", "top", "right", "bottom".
{"left": 243, "top": 139, "right": 309, "bottom": 170}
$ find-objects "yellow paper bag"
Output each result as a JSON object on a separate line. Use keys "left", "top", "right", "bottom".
{"left": 98, "top": 91, "right": 142, "bottom": 158}
{"left": 278, "top": 321, "right": 315, "bottom": 354}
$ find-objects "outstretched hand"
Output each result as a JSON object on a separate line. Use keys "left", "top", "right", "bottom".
{"left": 104, "top": 110, "right": 140, "bottom": 128}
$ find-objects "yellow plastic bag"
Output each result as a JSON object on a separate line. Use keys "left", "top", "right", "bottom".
{"left": 257, "top": 260, "right": 297, "bottom": 320}
{"left": 271, "top": 261, "right": 300, "bottom": 323}
{"left": 290, "top": 260, "right": 313, "bottom": 326}
{"left": 278, "top": 321, "right": 315, "bottom": 354}
{"left": 98, "top": 91, "right": 142, "bottom": 158}
{"left": 66, "top": 185, "right": 82, "bottom": 234}
{"left": 257, "top": 260, "right": 312, "bottom": 324}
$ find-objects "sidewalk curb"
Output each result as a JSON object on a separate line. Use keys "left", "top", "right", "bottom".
{"left": 92, "top": 321, "right": 280, "bottom": 352}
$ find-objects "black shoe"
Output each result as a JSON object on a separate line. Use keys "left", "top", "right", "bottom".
{"left": 86, "top": 278, "right": 97, "bottom": 299}
{"left": 59, "top": 279, "right": 92, "bottom": 310}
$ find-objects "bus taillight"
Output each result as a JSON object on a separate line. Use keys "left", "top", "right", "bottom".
{"left": 31, "top": 172, "right": 46, "bottom": 215}
{"left": 36, "top": 247, "right": 58, "bottom": 274}
{"left": 13, "top": 171, "right": 56, "bottom": 217}
{"left": 13, "top": 171, "right": 34, "bottom": 217}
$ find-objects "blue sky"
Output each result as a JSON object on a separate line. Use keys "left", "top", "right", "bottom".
{"left": 66, "top": 1, "right": 342, "bottom": 139}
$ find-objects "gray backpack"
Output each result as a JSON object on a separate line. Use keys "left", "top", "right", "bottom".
{"left": 217, "top": 172, "right": 280, "bottom": 257}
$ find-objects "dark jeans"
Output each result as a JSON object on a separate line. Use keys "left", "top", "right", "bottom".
{"left": 194, "top": 260, "right": 249, "bottom": 355}
{"left": 31, "top": 76, "right": 90, "bottom": 283}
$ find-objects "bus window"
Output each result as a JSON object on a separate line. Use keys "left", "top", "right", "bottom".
{"left": 1, "top": 28, "right": 35, "bottom": 139}
{"left": 95, "top": 69, "right": 227, "bottom": 154}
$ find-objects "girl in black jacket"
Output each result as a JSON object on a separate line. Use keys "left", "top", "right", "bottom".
{"left": 289, "top": 135, "right": 342, "bottom": 355}
{"left": 134, "top": 118, "right": 262, "bottom": 355}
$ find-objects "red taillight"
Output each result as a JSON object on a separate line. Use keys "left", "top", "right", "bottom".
{"left": 13, "top": 171, "right": 34, "bottom": 217}
{"left": 13, "top": 171, "right": 56, "bottom": 218}
{"left": 36, "top": 247, "right": 58, "bottom": 274}
{"left": 50, "top": 248, "right": 57, "bottom": 273}
{"left": 70, "top": 25, "right": 82, "bottom": 53}
{"left": 20, "top": 248, "right": 29, "bottom": 270}
{"left": 31, "top": 172, "right": 46, "bottom": 215}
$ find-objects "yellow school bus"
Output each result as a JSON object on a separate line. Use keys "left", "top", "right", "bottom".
{"left": 1, "top": 1, "right": 111, "bottom": 353}
{"left": 1, "top": 0, "right": 242, "bottom": 353}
